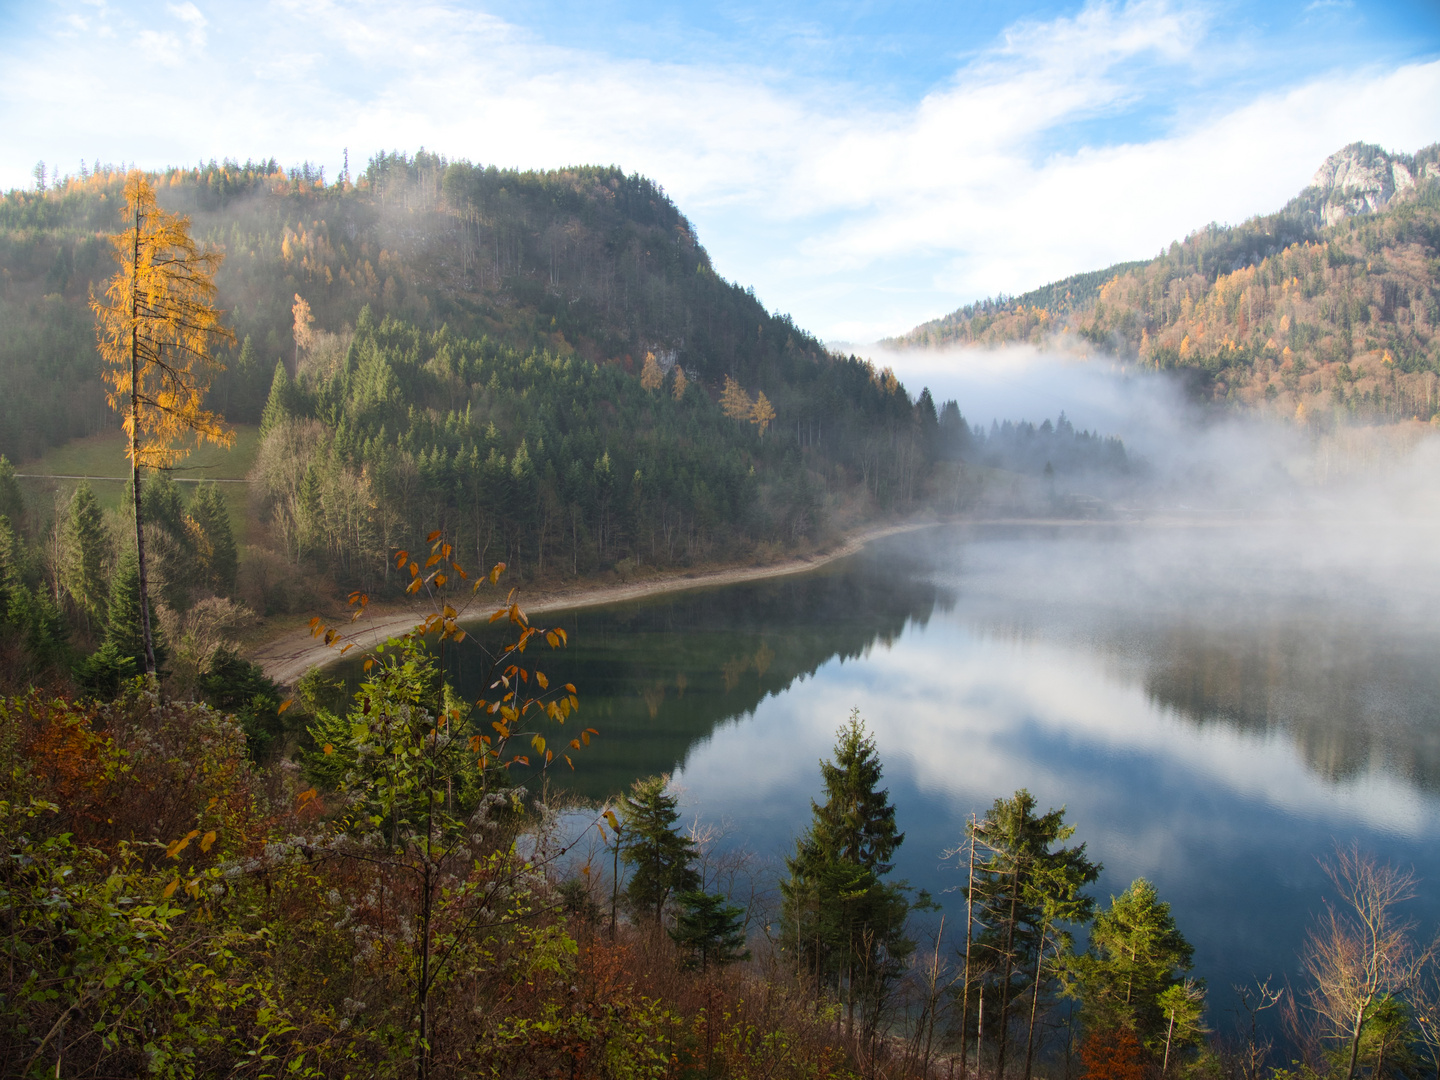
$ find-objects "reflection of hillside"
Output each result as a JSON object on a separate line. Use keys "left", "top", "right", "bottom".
{"left": 959, "top": 590, "right": 1440, "bottom": 795}
{"left": 442, "top": 548, "right": 950, "bottom": 800}
{"left": 1138, "top": 615, "right": 1440, "bottom": 792}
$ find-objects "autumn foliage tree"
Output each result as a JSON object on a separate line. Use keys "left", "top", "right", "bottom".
{"left": 91, "top": 172, "right": 233, "bottom": 674}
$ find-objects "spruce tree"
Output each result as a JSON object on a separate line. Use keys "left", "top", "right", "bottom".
{"left": 0, "top": 515, "right": 24, "bottom": 624}
{"left": 967, "top": 790, "right": 1100, "bottom": 1080}
{"left": 670, "top": 891, "right": 750, "bottom": 971}
{"left": 619, "top": 774, "right": 699, "bottom": 923}
{"left": 782, "top": 711, "right": 913, "bottom": 1033}
{"left": 106, "top": 547, "right": 166, "bottom": 673}
{"left": 1067, "top": 878, "right": 1197, "bottom": 1048}
{"left": 61, "top": 482, "right": 110, "bottom": 625}
{"left": 805, "top": 708, "right": 903, "bottom": 873}
{"left": 260, "top": 360, "right": 293, "bottom": 437}
{"left": 189, "top": 482, "right": 237, "bottom": 594}
{"left": 0, "top": 456, "right": 25, "bottom": 533}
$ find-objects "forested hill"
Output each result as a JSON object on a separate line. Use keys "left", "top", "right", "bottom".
{"left": 0, "top": 153, "right": 877, "bottom": 461}
{"left": 888, "top": 142, "right": 1440, "bottom": 422}
{"left": 0, "top": 152, "right": 971, "bottom": 669}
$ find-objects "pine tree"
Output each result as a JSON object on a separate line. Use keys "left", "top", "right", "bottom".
{"left": 60, "top": 481, "right": 110, "bottom": 626}
{"left": 619, "top": 774, "right": 699, "bottom": 923}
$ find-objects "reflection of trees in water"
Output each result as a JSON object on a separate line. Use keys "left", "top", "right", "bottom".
{"left": 941, "top": 524, "right": 1440, "bottom": 797}
{"left": 438, "top": 549, "right": 949, "bottom": 800}
{"left": 1139, "top": 615, "right": 1440, "bottom": 792}
{"left": 964, "top": 593, "right": 1440, "bottom": 794}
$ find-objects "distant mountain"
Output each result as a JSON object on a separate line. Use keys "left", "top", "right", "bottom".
{"left": 888, "top": 142, "right": 1440, "bottom": 424}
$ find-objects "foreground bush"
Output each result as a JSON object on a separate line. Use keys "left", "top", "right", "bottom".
{"left": 0, "top": 686, "right": 867, "bottom": 1079}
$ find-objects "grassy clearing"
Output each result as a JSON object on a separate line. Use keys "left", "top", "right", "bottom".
{"left": 14, "top": 425, "right": 260, "bottom": 543}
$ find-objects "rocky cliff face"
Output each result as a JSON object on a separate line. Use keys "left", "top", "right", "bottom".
{"left": 1288, "top": 141, "right": 1440, "bottom": 226}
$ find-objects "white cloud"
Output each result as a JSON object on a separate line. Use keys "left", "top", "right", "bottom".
{"left": 3, "top": 0, "right": 1438, "bottom": 339}
{"left": 167, "top": 2, "right": 207, "bottom": 49}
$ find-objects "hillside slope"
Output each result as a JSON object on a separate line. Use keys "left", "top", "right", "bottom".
{"left": 889, "top": 142, "right": 1440, "bottom": 423}
{"left": 1, "top": 154, "right": 890, "bottom": 460}
{"left": 0, "top": 152, "right": 968, "bottom": 688}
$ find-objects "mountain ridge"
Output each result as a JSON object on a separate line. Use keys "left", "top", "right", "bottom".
{"left": 886, "top": 140, "right": 1440, "bottom": 424}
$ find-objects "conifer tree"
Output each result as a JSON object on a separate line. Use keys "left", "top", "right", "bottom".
{"left": 106, "top": 546, "right": 166, "bottom": 673}
{"left": 721, "top": 375, "right": 753, "bottom": 420}
{"left": 0, "top": 456, "right": 26, "bottom": 533}
{"left": 782, "top": 711, "right": 913, "bottom": 1033}
{"left": 1067, "top": 878, "right": 1197, "bottom": 1045}
{"left": 804, "top": 709, "right": 903, "bottom": 873}
{"left": 966, "top": 790, "right": 1100, "bottom": 1080}
{"left": 189, "top": 482, "right": 237, "bottom": 595}
{"left": 92, "top": 171, "right": 233, "bottom": 676}
{"left": 640, "top": 350, "right": 663, "bottom": 391}
{"left": 752, "top": 391, "right": 776, "bottom": 437}
{"left": 619, "top": 774, "right": 699, "bottom": 923}
{"left": 0, "top": 515, "right": 26, "bottom": 624}
{"left": 60, "top": 482, "right": 110, "bottom": 626}
{"left": 260, "top": 360, "right": 294, "bottom": 437}
{"left": 670, "top": 891, "right": 750, "bottom": 971}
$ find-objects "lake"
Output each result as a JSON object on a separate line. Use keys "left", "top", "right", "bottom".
{"left": 436, "top": 521, "right": 1440, "bottom": 1024}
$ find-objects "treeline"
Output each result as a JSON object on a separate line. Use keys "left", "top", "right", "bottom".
{"left": 888, "top": 148, "right": 1440, "bottom": 425}
{"left": 969, "top": 413, "right": 1129, "bottom": 478}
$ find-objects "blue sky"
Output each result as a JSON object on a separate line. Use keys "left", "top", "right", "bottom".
{"left": 2, "top": 0, "right": 1438, "bottom": 340}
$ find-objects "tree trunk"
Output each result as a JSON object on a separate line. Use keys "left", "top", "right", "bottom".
{"left": 960, "top": 821, "right": 976, "bottom": 1079}
{"left": 1346, "top": 1003, "right": 1367, "bottom": 1080}
{"left": 996, "top": 869, "right": 1021, "bottom": 1080}
{"left": 129, "top": 201, "right": 157, "bottom": 678}
{"left": 1024, "top": 922, "right": 1048, "bottom": 1080}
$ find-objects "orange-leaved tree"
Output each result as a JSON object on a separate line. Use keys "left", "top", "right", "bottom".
{"left": 92, "top": 171, "right": 234, "bottom": 675}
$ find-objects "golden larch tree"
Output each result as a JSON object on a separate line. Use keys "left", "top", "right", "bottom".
{"left": 292, "top": 292, "right": 315, "bottom": 372}
{"left": 640, "top": 350, "right": 663, "bottom": 392}
{"left": 92, "top": 171, "right": 234, "bottom": 675}
{"left": 721, "top": 375, "right": 753, "bottom": 421}
{"left": 751, "top": 391, "right": 776, "bottom": 437}
{"left": 672, "top": 365, "right": 688, "bottom": 401}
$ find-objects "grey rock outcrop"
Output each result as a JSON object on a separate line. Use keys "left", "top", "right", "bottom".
{"left": 1286, "top": 141, "right": 1440, "bottom": 227}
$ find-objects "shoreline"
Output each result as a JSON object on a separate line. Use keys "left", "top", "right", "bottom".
{"left": 248, "top": 519, "right": 938, "bottom": 686}
{"left": 246, "top": 511, "right": 1306, "bottom": 685}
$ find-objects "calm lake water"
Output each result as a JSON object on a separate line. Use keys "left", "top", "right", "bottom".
{"left": 432, "top": 522, "right": 1440, "bottom": 1021}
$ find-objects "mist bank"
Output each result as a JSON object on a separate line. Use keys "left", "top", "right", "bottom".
{"left": 862, "top": 341, "right": 1440, "bottom": 521}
